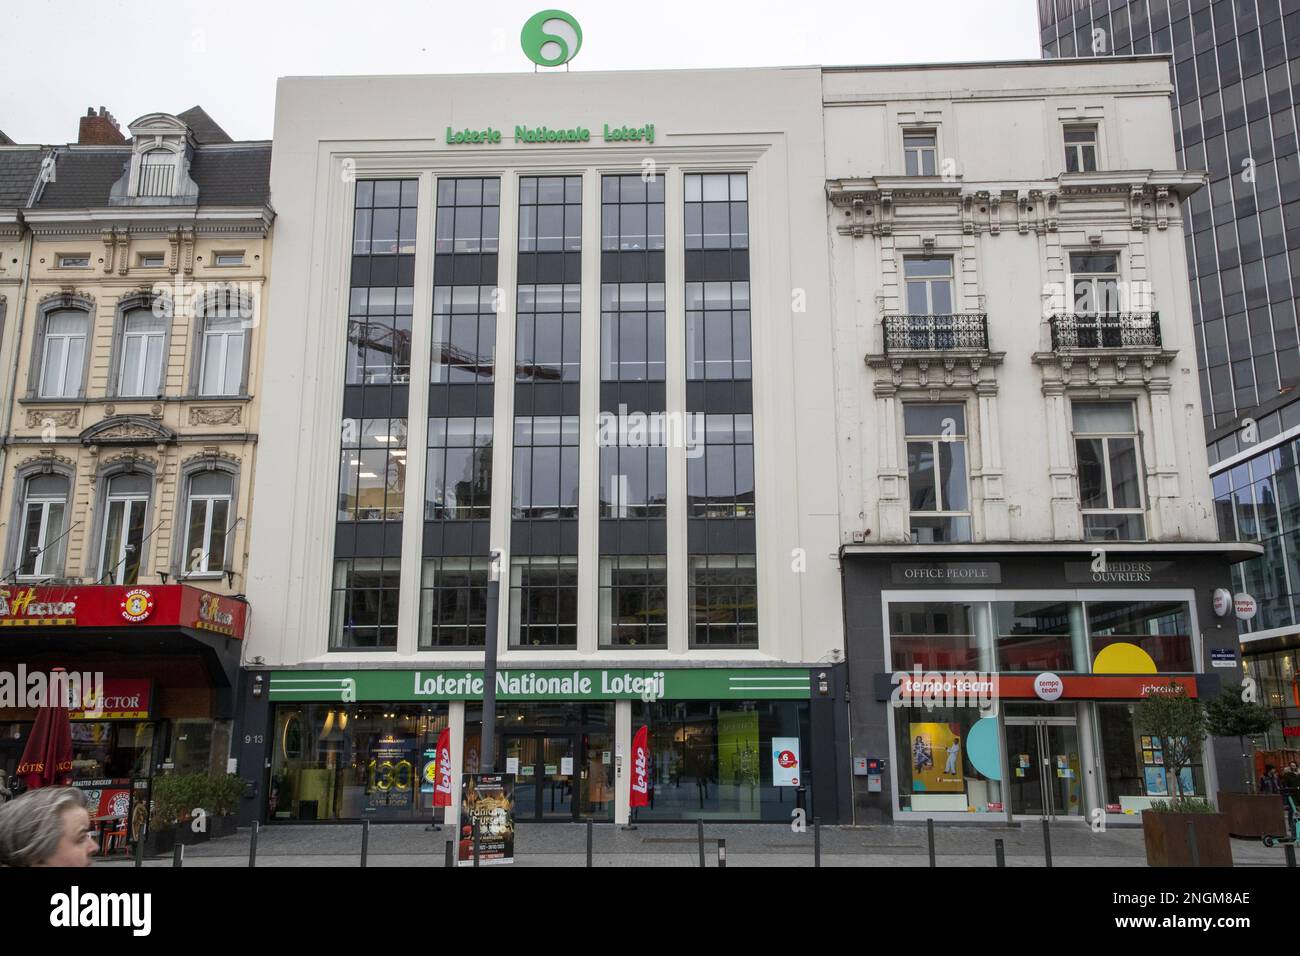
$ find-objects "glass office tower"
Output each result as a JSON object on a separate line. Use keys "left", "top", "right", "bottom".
{"left": 1039, "top": 0, "right": 1300, "bottom": 742}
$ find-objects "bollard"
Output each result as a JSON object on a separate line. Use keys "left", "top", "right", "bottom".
{"left": 927, "top": 818, "right": 936, "bottom": 868}
{"left": 472, "top": 820, "right": 482, "bottom": 867}
{"left": 172, "top": 841, "right": 183, "bottom": 868}
{"left": 248, "top": 820, "right": 259, "bottom": 868}
{"left": 1187, "top": 819, "right": 1199, "bottom": 867}
{"left": 133, "top": 834, "right": 144, "bottom": 868}
{"left": 718, "top": 839, "right": 727, "bottom": 868}
{"left": 1042, "top": 818, "right": 1053, "bottom": 869}
{"left": 814, "top": 817, "right": 822, "bottom": 868}
{"left": 445, "top": 839, "right": 454, "bottom": 868}
{"left": 586, "top": 819, "right": 593, "bottom": 868}
{"left": 1285, "top": 845, "right": 1296, "bottom": 868}
{"left": 360, "top": 818, "right": 370, "bottom": 868}
{"left": 697, "top": 819, "right": 705, "bottom": 868}
{"left": 994, "top": 838, "right": 1005, "bottom": 867}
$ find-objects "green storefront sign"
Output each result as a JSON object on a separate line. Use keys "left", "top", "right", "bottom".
{"left": 268, "top": 667, "right": 811, "bottom": 703}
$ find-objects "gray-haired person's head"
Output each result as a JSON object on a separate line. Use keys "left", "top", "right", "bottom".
{"left": 0, "top": 787, "right": 88, "bottom": 866}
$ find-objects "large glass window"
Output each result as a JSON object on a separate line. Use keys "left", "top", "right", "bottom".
{"left": 1087, "top": 600, "right": 1194, "bottom": 672}
{"left": 435, "top": 176, "right": 500, "bottom": 255}
{"left": 348, "top": 286, "right": 413, "bottom": 386}
{"left": 198, "top": 311, "right": 247, "bottom": 396}
{"left": 38, "top": 310, "right": 87, "bottom": 398}
{"left": 686, "top": 413, "right": 754, "bottom": 518}
{"left": 893, "top": 707, "right": 1003, "bottom": 814}
{"left": 425, "top": 417, "right": 492, "bottom": 519}
{"left": 337, "top": 418, "right": 407, "bottom": 521}
{"left": 419, "top": 556, "right": 489, "bottom": 648}
{"left": 116, "top": 308, "right": 167, "bottom": 397}
{"left": 329, "top": 557, "right": 400, "bottom": 649}
{"left": 685, "top": 281, "right": 750, "bottom": 380}
{"left": 688, "top": 554, "right": 758, "bottom": 648}
{"left": 638, "top": 700, "right": 810, "bottom": 821}
{"left": 270, "top": 704, "right": 449, "bottom": 820}
{"left": 599, "top": 436, "right": 666, "bottom": 518}
{"left": 601, "top": 283, "right": 666, "bottom": 381}
{"left": 1073, "top": 402, "right": 1147, "bottom": 541}
{"left": 99, "top": 473, "right": 150, "bottom": 585}
{"left": 182, "top": 471, "right": 232, "bottom": 576}
{"left": 1069, "top": 251, "right": 1120, "bottom": 314}
{"left": 995, "top": 600, "right": 1082, "bottom": 673}
{"left": 430, "top": 286, "right": 495, "bottom": 384}
{"left": 684, "top": 173, "right": 748, "bottom": 250}
{"left": 17, "top": 474, "right": 68, "bottom": 579}
{"left": 352, "top": 179, "right": 417, "bottom": 256}
{"left": 509, "top": 555, "right": 578, "bottom": 648}
{"left": 1096, "top": 702, "right": 1207, "bottom": 811}
{"left": 518, "top": 175, "right": 581, "bottom": 253}
{"left": 888, "top": 602, "right": 985, "bottom": 671}
{"left": 511, "top": 416, "right": 579, "bottom": 519}
{"left": 601, "top": 173, "right": 665, "bottom": 252}
{"left": 598, "top": 555, "right": 667, "bottom": 648}
{"left": 516, "top": 284, "right": 580, "bottom": 382}
{"left": 905, "top": 403, "right": 972, "bottom": 543}
{"left": 904, "top": 257, "right": 954, "bottom": 314}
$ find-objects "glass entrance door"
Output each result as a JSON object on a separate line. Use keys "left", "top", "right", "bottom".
{"left": 501, "top": 733, "right": 577, "bottom": 821}
{"left": 1006, "top": 714, "right": 1082, "bottom": 819}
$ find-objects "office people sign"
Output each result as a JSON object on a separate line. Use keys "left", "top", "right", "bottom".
{"left": 268, "top": 667, "right": 812, "bottom": 703}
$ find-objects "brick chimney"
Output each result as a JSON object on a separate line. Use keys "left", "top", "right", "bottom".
{"left": 77, "top": 106, "right": 126, "bottom": 145}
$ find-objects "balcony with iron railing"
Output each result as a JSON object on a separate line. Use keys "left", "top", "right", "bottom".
{"left": 882, "top": 313, "right": 989, "bottom": 352}
{"left": 1048, "top": 312, "right": 1162, "bottom": 350}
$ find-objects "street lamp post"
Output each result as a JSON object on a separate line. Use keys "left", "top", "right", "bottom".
{"left": 479, "top": 549, "right": 503, "bottom": 771}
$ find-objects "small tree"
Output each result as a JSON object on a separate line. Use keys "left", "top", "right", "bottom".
{"left": 1135, "top": 680, "right": 1207, "bottom": 805}
{"left": 1205, "top": 683, "right": 1277, "bottom": 792}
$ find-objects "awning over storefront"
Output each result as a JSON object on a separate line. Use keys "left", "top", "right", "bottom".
{"left": 0, "top": 584, "right": 248, "bottom": 714}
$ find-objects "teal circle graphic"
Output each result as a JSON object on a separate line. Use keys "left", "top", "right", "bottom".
{"left": 521, "top": 10, "right": 583, "bottom": 67}
{"left": 965, "top": 717, "right": 1002, "bottom": 782}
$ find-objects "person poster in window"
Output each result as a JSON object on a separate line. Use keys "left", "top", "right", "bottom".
{"left": 909, "top": 722, "right": 964, "bottom": 793}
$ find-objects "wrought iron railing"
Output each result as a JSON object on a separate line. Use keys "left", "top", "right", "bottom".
{"left": 1049, "top": 312, "right": 1162, "bottom": 349}
{"left": 883, "top": 313, "right": 989, "bottom": 352}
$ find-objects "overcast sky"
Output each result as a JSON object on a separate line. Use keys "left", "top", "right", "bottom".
{"left": 2, "top": 0, "right": 1042, "bottom": 144}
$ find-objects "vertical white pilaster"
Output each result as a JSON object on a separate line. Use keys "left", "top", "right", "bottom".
{"left": 664, "top": 165, "right": 688, "bottom": 656}
{"left": 490, "top": 171, "right": 520, "bottom": 654}
{"left": 615, "top": 698, "right": 632, "bottom": 825}
{"left": 577, "top": 171, "right": 601, "bottom": 655}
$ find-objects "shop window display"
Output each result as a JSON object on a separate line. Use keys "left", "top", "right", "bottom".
{"left": 892, "top": 707, "right": 1004, "bottom": 813}
{"left": 636, "top": 700, "right": 810, "bottom": 821}
{"left": 269, "top": 703, "right": 449, "bottom": 821}
{"left": 1095, "top": 702, "right": 1206, "bottom": 813}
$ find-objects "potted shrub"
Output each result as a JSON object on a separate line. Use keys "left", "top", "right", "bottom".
{"left": 1205, "top": 683, "right": 1283, "bottom": 837}
{"left": 1136, "top": 680, "right": 1233, "bottom": 867}
{"left": 206, "top": 773, "right": 247, "bottom": 839}
{"left": 142, "top": 773, "right": 212, "bottom": 855}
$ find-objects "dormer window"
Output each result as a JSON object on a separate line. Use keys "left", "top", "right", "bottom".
{"left": 138, "top": 150, "right": 175, "bottom": 197}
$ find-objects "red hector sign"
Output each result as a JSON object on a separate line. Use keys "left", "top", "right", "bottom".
{"left": 433, "top": 727, "right": 453, "bottom": 808}
{"left": 630, "top": 724, "right": 650, "bottom": 808}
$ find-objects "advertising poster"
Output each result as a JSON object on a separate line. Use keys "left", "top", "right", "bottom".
{"left": 909, "top": 722, "right": 964, "bottom": 793}
{"left": 457, "top": 773, "right": 515, "bottom": 866}
{"left": 771, "top": 736, "right": 801, "bottom": 787}
{"left": 717, "top": 710, "right": 760, "bottom": 787}
{"left": 365, "top": 735, "right": 415, "bottom": 811}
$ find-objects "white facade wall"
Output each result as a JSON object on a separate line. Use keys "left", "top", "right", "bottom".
{"left": 823, "top": 58, "right": 1220, "bottom": 547}
{"left": 247, "top": 67, "right": 844, "bottom": 669}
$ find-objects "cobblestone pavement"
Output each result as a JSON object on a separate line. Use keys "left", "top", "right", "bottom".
{"left": 95, "top": 821, "right": 1295, "bottom": 867}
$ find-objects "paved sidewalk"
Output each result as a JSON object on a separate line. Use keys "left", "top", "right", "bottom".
{"left": 95, "top": 821, "right": 1295, "bottom": 867}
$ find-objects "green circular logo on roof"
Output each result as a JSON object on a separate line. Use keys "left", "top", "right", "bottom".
{"left": 521, "top": 10, "right": 582, "bottom": 67}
